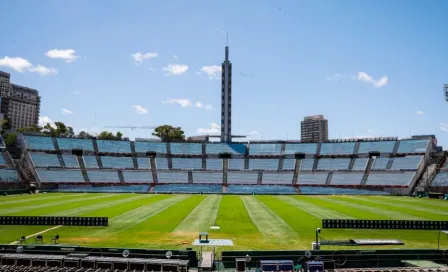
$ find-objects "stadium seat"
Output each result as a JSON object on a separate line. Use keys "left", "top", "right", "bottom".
{"left": 57, "top": 184, "right": 150, "bottom": 193}
{"left": 284, "top": 143, "right": 317, "bottom": 155}
{"left": 352, "top": 158, "right": 368, "bottom": 170}
{"left": 193, "top": 172, "right": 223, "bottom": 183}
{"left": 227, "top": 185, "right": 295, "bottom": 194}
{"left": 320, "top": 142, "right": 355, "bottom": 155}
{"left": 282, "top": 159, "right": 296, "bottom": 170}
{"left": 134, "top": 141, "right": 167, "bottom": 153}
{"left": 317, "top": 158, "right": 350, "bottom": 170}
{"left": 87, "top": 171, "right": 121, "bottom": 183}
{"left": 357, "top": 141, "right": 396, "bottom": 154}
{"left": 372, "top": 157, "right": 390, "bottom": 170}
{"left": 171, "top": 158, "right": 202, "bottom": 169}
{"left": 299, "top": 159, "right": 314, "bottom": 170}
{"left": 390, "top": 156, "right": 422, "bottom": 170}
{"left": 0, "top": 169, "right": 19, "bottom": 182}
{"left": 156, "top": 157, "right": 169, "bottom": 169}
{"left": 137, "top": 157, "right": 151, "bottom": 169}
{"left": 397, "top": 139, "right": 429, "bottom": 153}
{"left": 157, "top": 171, "right": 189, "bottom": 183}
{"left": 83, "top": 155, "right": 99, "bottom": 168}
{"left": 299, "top": 186, "right": 389, "bottom": 195}
{"left": 24, "top": 135, "right": 55, "bottom": 150}
{"left": 122, "top": 171, "right": 153, "bottom": 183}
{"left": 431, "top": 172, "right": 448, "bottom": 186}
{"left": 37, "top": 170, "right": 84, "bottom": 183}
{"left": 249, "top": 159, "right": 279, "bottom": 170}
{"left": 153, "top": 184, "right": 222, "bottom": 193}
{"left": 298, "top": 173, "right": 328, "bottom": 185}
{"left": 170, "top": 143, "right": 202, "bottom": 155}
{"left": 228, "top": 159, "right": 245, "bottom": 170}
{"left": 30, "top": 153, "right": 61, "bottom": 167}
{"left": 57, "top": 138, "right": 95, "bottom": 151}
{"left": 206, "top": 159, "right": 222, "bottom": 170}
{"left": 249, "top": 143, "right": 282, "bottom": 155}
{"left": 365, "top": 172, "right": 416, "bottom": 186}
{"left": 96, "top": 140, "right": 131, "bottom": 153}
{"left": 227, "top": 172, "right": 258, "bottom": 184}
{"left": 101, "top": 156, "right": 134, "bottom": 169}
{"left": 262, "top": 172, "right": 293, "bottom": 184}
{"left": 330, "top": 173, "right": 363, "bottom": 185}
{"left": 206, "top": 143, "right": 246, "bottom": 154}
{"left": 62, "top": 155, "right": 79, "bottom": 168}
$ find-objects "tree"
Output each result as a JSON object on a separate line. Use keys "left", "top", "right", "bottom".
{"left": 42, "top": 122, "right": 74, "bottom": 138}
{"left": 152, "top": 125, "right": 185, "bottom": 141}
{"left": 1, "top": 119, "right": 8, "bottom": 135}
{"left": 17, "top": 125, "right": 42, "bottom": 133}
{"left": 3, "top": 133, "right": 17, "bottom": 147}
{"left": 97, "top": 131, "right": 127, "bottom": 141}
{"left": 77, "top": 131, "right": 93, "bottom": 139}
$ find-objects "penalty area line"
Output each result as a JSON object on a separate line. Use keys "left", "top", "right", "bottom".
{"left": 9, "top": 225, "right": 63, "bottom": 245}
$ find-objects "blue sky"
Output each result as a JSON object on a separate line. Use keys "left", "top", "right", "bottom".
{"left": 1, "top": 1, "right": 448, "bottom": 146}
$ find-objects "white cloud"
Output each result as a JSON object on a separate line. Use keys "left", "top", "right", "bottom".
{"left": 357, "top": 72, "right": 388, "bottom": 88}
{"left": 248, "top": 130, "right": 261, "bottom": 136}
{"left": 45, "top": 49, "right": 79, "bottom": 63}
{"left": 148, "top": 67, "right": 157, "bottom": 72}
{"left": 163, "top": 64, "right": 188, "bottom": 75}
{"left": 61, "top": 108, "right": 74, "bottom": 115}
{"left": 38, "top": 116, "right": 56, "bottom": 128}
{"left": 440, "top": 123, "right": 448, "bottom": 132}
{"left": 173, "top": 55, "right": 180, "bottom": 60}
{"left": 0, "top": 57, "right": 32, "bottom": 72}
{"left": 132, "top": 105, "right": 149, "bottom": 115}
{"left": 73, "top": 91, "right": 81, "bottom": 95}
{"left": 198, "top": 122, "right": 220, "bottom": 134}
{"left": 0, "top": 56, "right": 57, "bottom": 76}
{"left": 343, "top": 135, "right": 372, "bottom": 139}
{"left": 198, "top": 65, "right": 222, "bottom": 80}
{"left": 325, "top": 73, "right": 352, "bottom": 81}
{"left": 28, "top": 65, "right": 58, "bottom": 76}
{"left": 75, "top": 126, "right": 102, "bottom": 136}
{"left": 163, "top": 98, "right": 193, "bottom": 107}
{"left": 367, "top": 128, "right": 375, "bottom": 133}
{"left": 195, "top": 101, "right": 215, "bottom": 111}
{"left": 131, "top": 52, "right": 158, "bottom": 64}
{"left": 416, "top": 110, "right": 424, "bottom": 115}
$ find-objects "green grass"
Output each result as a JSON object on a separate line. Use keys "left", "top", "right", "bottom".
{"left": 0, "top": 193, "right": 447, "bottom": 250}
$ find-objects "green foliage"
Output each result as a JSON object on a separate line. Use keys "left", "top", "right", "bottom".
{"left": 1, "top": 119, "right": 8, "bottom": 134}
{"left": 3, "top": 133, "right": 17, "bottom": 147}
{"left": 152, "top": 125, "right": 185, "bottom": 141}
{"left": 77, "top": 131, "right": 93, "bottom": 139}
{"left": 97, "top": 131, "right": 128, "bottom": 141}
{"left": 17, "top": 125, "right": 42, "bottom": 133}
{"left": 42, "top": 122, "right": 74, "bottom": 138}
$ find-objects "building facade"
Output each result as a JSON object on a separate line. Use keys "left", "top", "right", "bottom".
{"left": 0, "top": 71, "right": 40, "bottom": 130}
{"left": 220, "top": 46, "right": 232, "bottom": 143}
{"left": 301, "top": 115, "right": 328, "bottom": 142}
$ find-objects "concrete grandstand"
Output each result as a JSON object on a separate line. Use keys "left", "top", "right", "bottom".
{"left": 10, "top": 133, "right": 446, "bottom": 196}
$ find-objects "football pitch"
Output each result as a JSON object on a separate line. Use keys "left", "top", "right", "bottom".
{"left": 0, "top": 193, "right": 447, "bottom": 250}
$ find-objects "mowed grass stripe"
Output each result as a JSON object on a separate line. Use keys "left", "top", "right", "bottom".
{"left": 40, "top": 195, "right": 170, "bottom": 245}
{"left": 89, "top": 195, "right": 191, "bottom": 236}
{"left": 0, "top": 194, "right": 116, "bottom": 215}
{"left": 352, "top": 196, "right": 448, "bottom": 217}
{"left": 368, "top": 196, "right": 448, "bottom": 210}
{"left": 278, "top": 196, "right": 354, "bottom": 219}
{"left": 48, "top": 194, "right": 152, "bottom": 216}
{"left": 173, "top": 195, "right": 221, "bottom": 233}
{"left": 215, "top": 195, "right": 259, "bottom": 235}
{"left": 0, "top": 194, "right": 86, "bottom": 206}
{"left": 342, "top": 196, "right": 433, "bottom": 220}
{"left": 241, "top": 196, "right": 296, "bottom": 238}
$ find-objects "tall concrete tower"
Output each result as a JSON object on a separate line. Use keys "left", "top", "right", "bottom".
{"left": 220, "top": 46, "right": 232, "bottom": 143}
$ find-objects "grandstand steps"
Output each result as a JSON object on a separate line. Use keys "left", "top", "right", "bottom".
{"left": 51, "top": 137, "right": 60, "bottom": 151}
{"left": 353, "top": 141, "right": 360, "bottom": 154}
{"left": 295, "top": 186, "right": 300, "bottom": 194}
{"left": 150, "top": 157, "right": 158, "bottom": 184}
{"left": 386, "top": 158, "right": 394, "bottom": 170}
{"left": 188, "top": 171, "right": 193, "bottom": 184}
{"left": 2, "top": 152, "right": 14, "bottom": 166}
{"left": 222, "top": 184, "right": 227, "bottom": 193}
{"left": 117, "top": 169, "right": 125, "bottom": 184}
{"left": 75, "top": 155, "right": 90, "bottom": 183}
{"left": 201, "top": 143, "right": 206, "bottom": 170}
{"left": 257, "top": 171, "right": 262, "bottom": 185}
{"left": 223, "top": 159, "right": 228, "bottom": 185}
{"left": 325, "top": 172, "right": 333, "bottom": 185}
{"left": 200, "top": 251, "right": 214, "bottom": 271}
{"left": 95, "top": 155, "right": 103, "bottom": 168}
{"left": 56, "top": 154, "right": 66, "bottom": 168}
{"left": 361, "top": 158, "right": 375, "bottom": 186}
{"left": 292, "top": 159, "right": 300, "bottom": 185}
{"left": 312, "top": 158, "right": 319, "bottom": 171}
{"left": 149, "top": 185, "right": 154, "bottom": 192}
{"left": 130, "top": 141, "right": 138, "bottom": 169}
{"left": 392, "top": 140, "right": 401, "bottom": 155}
{"left": 316, "top": 142, "right": 321, "bottom": 155}
{"left": 348, "top": 157, "right": 356, "bottom": 170}
{"left": 166, "top": 143, "right": 173, "bottom": 169}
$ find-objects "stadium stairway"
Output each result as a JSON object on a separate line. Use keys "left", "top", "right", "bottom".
{"left": 360, "top": 158, "right": 374, "bottom": 186}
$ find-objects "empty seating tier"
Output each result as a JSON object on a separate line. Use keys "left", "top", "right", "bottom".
{"left": 282, "top": 159, "right": 296, "bottom": 170}
{"left": 317, "top": 158, "right": 350, "bottom": 170}
{"left": 431, "top": 172, "right": 448, "bottom": 186}
{"left": 62, "top": 155, "right": 79, "bottom": 168}
{"left": 171, "top": 158, "right": 202, "bottom": 169}
{"left": 206, "top": 159, "right": 222, "bottom": 170}
{"left": 357, "top": 141, "right": 396, "bottom": 154}
{"left": 101, "top": 156, "right": 134, "bottom": 169}
{"left": 365, "top": 172, "right": 415, "bottom": 186}
{"left": 206, "top": 143, "right": 246, "bottom": 154}
{"left": 227, "top": 172, "right": 258, "bottom": 184}
{"left": 30, "top": 153, "right": 60, "bottom": 167}
{"left": 330, "top": 173, "right": 363, "bottom": 185}
{"left": 352, "top": 158, "right": 368, "bottom": 170}
{"left": 320, "top": 142, "right": 355, "bottom": 155}
{"left": 298, "top": 173, "right": 328, "bottom": 185}
{"left": 24, "top": 136, "right": 55, "bottom": 150}
{"left": 58, "top": 184, "right": 149, "bottom": 193}
{"left": 299, "top": 159, "right": 314, "bottom": 170}
{"left": 262, "top": 172, "right": 293, "bottom": 184}
{"left": 397, "top": 139, "right": 429, "bottom": 153}
{"left": 157, "top": 171, "right": 189, "bottom": 183}
{"left": 83, "top": 155, "right": 99, "bottom": 168}
{"left": 249, "top": 159, "right": 279, "bottom": 170}
{"left": 193, "top": 172, "right": 223, "bottom": 183}
{"left": 299, "top": 186, "right": 389, "bottom": 195}
{"left": 170, "top": 143, "right": 202, "bottom": 155}
{"left": 137, "top": 158, "right": 151, "bottom": 169}
{"left": 390, "top": 156, "right": 422, "bottom": 170}
{"left": 122, "top": 171, "right": 153, "bottom": 183}
{"left": 134, "top": 141, "right": 167, "bottom": 153}
{"left": 57, "top": 138, "right": 94, "bottom": 151}
{"left": 97, "top": 140, "right": 131, "bottom": 153}
{"left": 372, "top": 157, "right": 390, "bottom": 170}
{"left": 284, "top": 143, "right": 317, "bottom": 154}
{"left": 87, "top": 171, "right": 120, "bottom": 183}
{"left": 37, "top": 170, "right": 84, "bottom": 183}
{"left": 227, "top": 185, "right": 295, "bottom": 194}
{"left": 153, "top": 184, "right": 222, "bottom": 193}
{"left": 0, "top": 154, "right": 7, "bottom": 166}
{"left": 249, "top": 143, "right": 282, "bottom": 155}
{"left": 0, "top": 169, "right": 19, "bottom": 182}
{"left": 228, "top": 159, "right": 245, "bottom": 170}
{"left": 155, "top": 158, "right": 169, "bottom": 169}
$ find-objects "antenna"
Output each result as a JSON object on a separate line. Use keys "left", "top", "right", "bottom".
{"left": 226, "top": 32, "right": 228, "bottom": 46}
